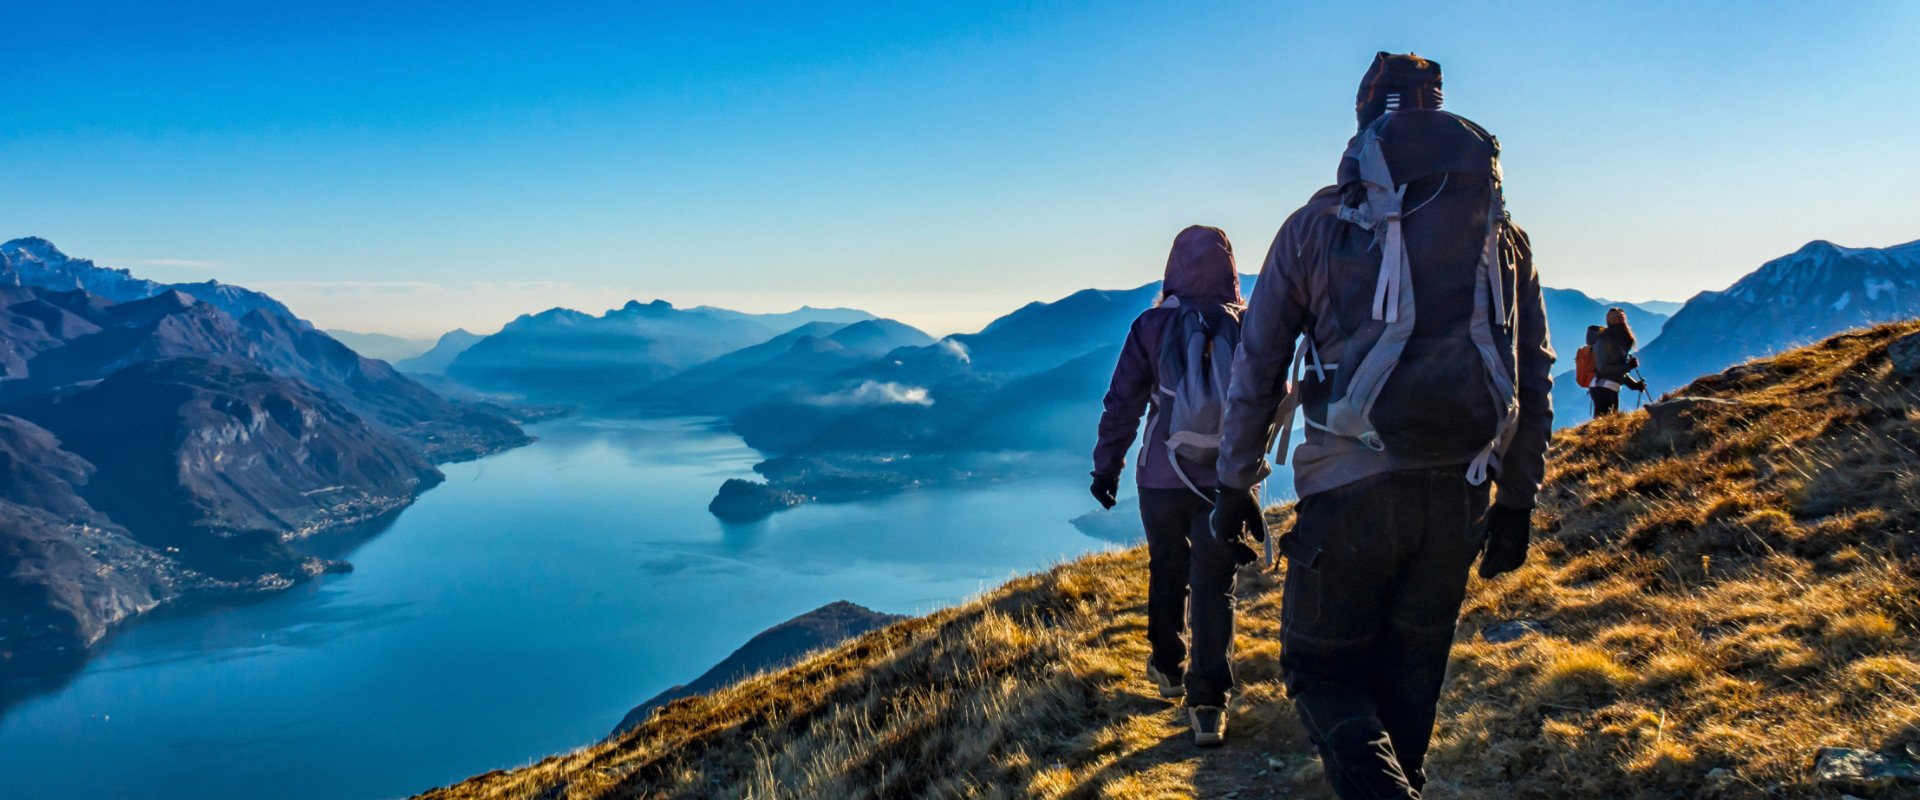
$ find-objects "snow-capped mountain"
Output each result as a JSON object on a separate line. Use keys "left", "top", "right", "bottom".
{"left": 0, "top": 237, "right": 167, "bottom": 300}
{"left": 1637, "top": 239, "right": 1920, "bottom": 395}
{"left": 0, "top": 237, "right": 304, "bottom": 325}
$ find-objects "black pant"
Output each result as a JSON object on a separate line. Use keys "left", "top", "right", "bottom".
{"left": 1138, "top": 488, "right": 1246, "bottom": 706}
{"left": 1590, "top": 386, "right": 1620, "bottom": 416}
{"left": 1277, "top": 468, "right": 1490, "bottom": 799}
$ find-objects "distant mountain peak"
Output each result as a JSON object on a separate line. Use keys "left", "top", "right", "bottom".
{"left": 3, "top": 236, "right": 63, "bottom": 257}
{"left": 617, "top": 299, "right": 675, "bottom": 314}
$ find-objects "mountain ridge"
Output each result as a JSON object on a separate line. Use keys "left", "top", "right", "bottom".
{"left": 0, "top": 239, "right": 533, "bottom": 688}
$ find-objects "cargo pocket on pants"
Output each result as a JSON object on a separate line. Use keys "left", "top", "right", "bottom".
{"left": 1279, "top": 511, "right": 1326, "bottom": 629}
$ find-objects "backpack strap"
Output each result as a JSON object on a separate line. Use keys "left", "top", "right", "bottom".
{"left": 1464, "top": 178, "right": 1520, "bottom": 486}
{"left": 1319, "top": 120, "right": 1415, "bottom": 451}
{"left": 1167, "top": 446, "right": 1214, "bottom": 504}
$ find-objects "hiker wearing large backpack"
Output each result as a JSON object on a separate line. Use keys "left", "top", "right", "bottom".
{"left": 1211, "top": 53, "right": 1554, "bottom": 798}
{"left": 1091, "top": 224, "right": 1255, "bottom": 748}
{"left": 1583, "top": 307, "right": 1645, "bottom": 416}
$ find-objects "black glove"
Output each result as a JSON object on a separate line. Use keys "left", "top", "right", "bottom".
{"left": 1625, "top": 377, "right": 1648, "bottom": 392}
{"left": 1478, "top": 504, "right": 1533, "bottom": 579}
{"left": 1089, "top": 473, "right": 1119, "bottom": 510}
{"left": 1211, "top": 484, "right": 1268, "bottom": 546}
{"left": 1626, "top": 354, "right": 1640, "bottom": 370}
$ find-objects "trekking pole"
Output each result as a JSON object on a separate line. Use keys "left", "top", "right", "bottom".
{"left": 1631, "top": 367, "right": 1655, "bottom": 410}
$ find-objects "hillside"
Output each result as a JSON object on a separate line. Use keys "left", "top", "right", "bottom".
{"left": 422, "top": 319, "right": 1920, "bottom": 799}
{"left": 610, "top": 601, "right": 908, "bottom": 736}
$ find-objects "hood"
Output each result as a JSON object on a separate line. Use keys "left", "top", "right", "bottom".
{"left": 1161, "top": 225, "right": 1240, "bottom": 305}
{"left": 1607, "top": 320, "right": 1637, "bottom": 351}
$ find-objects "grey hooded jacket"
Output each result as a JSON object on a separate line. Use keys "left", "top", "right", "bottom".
{"left": 1214, "top": 186, "right": 1555, "bottom": 509}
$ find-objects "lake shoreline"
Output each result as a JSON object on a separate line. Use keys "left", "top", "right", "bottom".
{"left": 0, "top": 416, "right": 1117, "bottom": 800}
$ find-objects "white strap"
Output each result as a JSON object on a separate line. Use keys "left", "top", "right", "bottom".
{"left": 1370, "top": 185, "right": 1409, "bottom": 323}
{"left": 1168, "top": 447, "right": 1214, "bottom": 504}
{"left": 1270, "top": 341, "right": 1339, "bottom": 465}
{"left": 1594, "top": 379, "right": 1622, "bottom": 391}
{"left": 1465, "top": 439, "right": 1497, "bottom": 485}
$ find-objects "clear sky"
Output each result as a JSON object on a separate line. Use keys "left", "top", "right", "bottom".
{"left": 4, "top": 1, "right": 1916, "bottom": 338}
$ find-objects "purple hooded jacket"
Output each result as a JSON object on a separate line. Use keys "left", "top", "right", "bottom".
{"left": 1092, "top": 225, "right": 1243, "bottom": 489}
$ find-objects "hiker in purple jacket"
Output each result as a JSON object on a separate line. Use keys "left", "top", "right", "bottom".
{"left": 1091, "top": 225, "right": 1251, "bottom": 748}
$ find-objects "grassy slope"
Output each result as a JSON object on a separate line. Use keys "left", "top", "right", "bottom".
{"left": 422, "top": 320, "right": 1920, "bottom": 800}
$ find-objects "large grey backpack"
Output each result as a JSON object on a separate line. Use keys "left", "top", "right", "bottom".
{"left": 1156, "top": 297, "right": 1243, "bottom": 498}
{"left": 1281, "top": 109, "right": 1521, "bottom": 484}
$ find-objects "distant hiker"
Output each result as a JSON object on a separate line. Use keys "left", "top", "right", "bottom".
{"left": 1583, "top": 307, "right": 1646, "bottom": 416}
{"left": 1092, "top": 224, "right": 1255, "bottom": 748}
{"left": 1211, "top": 53, "right": 1554, "bottom": 798}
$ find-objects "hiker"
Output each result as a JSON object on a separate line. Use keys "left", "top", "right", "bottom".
{"left": 1091, "top": 224, "right": 1256, "bottom": 748}
{"left": 1210, "top": 53, "right": 1554, "bottom": 798}
{"left": 1586, "top": 307, "right": 1646, "bottom": 416}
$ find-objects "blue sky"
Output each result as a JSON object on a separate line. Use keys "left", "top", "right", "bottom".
{"left": 4, "top": 1, "right": 1916, "bottom": 337}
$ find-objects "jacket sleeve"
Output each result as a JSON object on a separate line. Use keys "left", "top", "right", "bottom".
{"left": 1495, "top": 224, "right": 1555, "bottom": 509}
{"left": 1216, "top": 219, "right": 1314, "bottom": 491}
{"left": 1092, "top": 314, "right": 1158, "bottom": 480}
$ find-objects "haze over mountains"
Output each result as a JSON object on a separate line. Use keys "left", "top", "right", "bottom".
{"left": 326, "top": 329, "right": 437, "bottom": 363}
{"left": 395, "top": 328, "right": 484, "bottom": 374}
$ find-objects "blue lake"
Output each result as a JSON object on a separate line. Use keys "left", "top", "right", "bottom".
{"left": 0, "top": 417, "right": 1128, "bottom": 799}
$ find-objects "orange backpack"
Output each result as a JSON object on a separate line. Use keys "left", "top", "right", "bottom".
{"left": 1575, "top": 325, "right": 1601, "bottom": 388}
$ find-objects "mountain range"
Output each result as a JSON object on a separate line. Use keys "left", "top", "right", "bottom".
{"left": 0, "top": 238, "right": 532, "bottom": 681}
{"left": 444, "top": 300, "right": 879, "bottom": 402}
{"left": 1639, "top": 239, "right": 1920, "bottom": 393}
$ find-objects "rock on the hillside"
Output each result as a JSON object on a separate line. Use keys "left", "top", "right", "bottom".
{"left": 1813, "top": 746, "right": 1920, "bottom": 787}
{"left": 1481, "top": 619, "right": 1548, "bottom": 644}
{"left": 1640, "top": 395, "right": 1751, "bottom": 449}
{"left": 1889, "top": 331, "right": 1920, "bottom": 377}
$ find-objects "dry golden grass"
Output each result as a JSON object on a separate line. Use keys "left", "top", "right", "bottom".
{"left": 421, "top": 320, "right": 1920, "bottom": 800}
